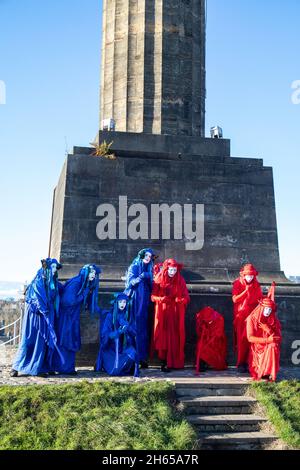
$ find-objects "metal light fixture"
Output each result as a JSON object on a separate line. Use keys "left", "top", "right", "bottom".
{"left": 101, "top": 118, "right": 116, "bottom": 131}
{"left": 210, "top": 126, "right": 223, "bottom": 139}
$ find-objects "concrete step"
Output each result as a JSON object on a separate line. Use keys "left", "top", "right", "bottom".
{"left": 176, "top": 385, "right": 248, "bottom": 397}
{"left": 188, "top": 414, "right": 266, "bottom": 433}
{"left": 197, "top": 432, "right": 278, "bottom": 450}
{"left": 180, "top": 396, "right": 256, "bottom": 415}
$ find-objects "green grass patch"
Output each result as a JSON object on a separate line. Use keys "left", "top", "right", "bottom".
{"left": 251, "top": 380, "right": 300, "bottom": 449}
{"left": 0, "top": 381, "right": 197, "bottom": 450}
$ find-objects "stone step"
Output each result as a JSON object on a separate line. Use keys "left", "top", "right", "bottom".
{"left": 188, "top": 414, "right": 266, "bottom": 433}
{"left": 176, "top": 385, "right": 248, "bottom": 397}
{"left": 180, "top": 396, "right": 256, "bottom": 415}
{"left": 174, "top": 380, "right": 249, "bottom": 387}
{"left": 197, "top": 432, "right": 278, "bottom": 450}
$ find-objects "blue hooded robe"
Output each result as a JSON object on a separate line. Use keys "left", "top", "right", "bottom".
{"left": 95, "top": 293, "right": 139, "bottom": 377}
{"left": 52, "top": 264, "right": 101, "bottom": 374}
{"left": 12, "top": 258, "right": 63, "bottom": 376}
{"left": 124, "top": 248, "right": 155, "bottom": 363}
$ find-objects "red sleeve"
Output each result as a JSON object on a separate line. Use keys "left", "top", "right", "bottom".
{"left": 180, "top": 277, "right": 190, "bottom": 305}
{"left": 151, "top": 280, "right": 162, "bottom": 303}
{"left": 232, "top": 280, "right": 248, "bottom": 304}
{"left": 246, "top": 317, "right": 267, "bottom": 344}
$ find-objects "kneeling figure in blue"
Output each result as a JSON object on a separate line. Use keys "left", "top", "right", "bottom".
{"left": 95, "top": 293, "right": 139, "bottom": 377}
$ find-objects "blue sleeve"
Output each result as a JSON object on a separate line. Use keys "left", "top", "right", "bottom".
{"left": 127, "top": 322, "right": 137, "bottom": 338}
{"left": 125, "top": 263, "right": 140, "bottom": 289}
{"left": 61, "top": 277, "right": 83, "bottom": 308}
{"left": 101, "top": 313, "right": 116, "bottom": 347}
{"left": 29, "top": 274, "right": 49, "bottom": 316}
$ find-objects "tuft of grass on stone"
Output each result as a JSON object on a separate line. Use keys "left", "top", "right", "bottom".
{"left": 0, "top": 381, "right": 197, "bottom": 450}
{"left": 251, "top": 379, "right": 300, "bottom": 449}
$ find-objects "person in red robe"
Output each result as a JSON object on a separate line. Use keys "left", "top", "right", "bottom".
{"left": 246, "top": 286, "right": 281, "bottom": 382}
{"left": 195, "top": 307, "right": 227, "bottom": 374}
{"left": 232, "top": 264, "right": 262, "bottom": 372}
{"left": 151, "top": 259, "right": 190, "bottom": 372}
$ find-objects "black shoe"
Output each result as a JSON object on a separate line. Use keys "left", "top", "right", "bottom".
{"left": 237, "top": 364, "right": 248, "bottom": 373}
{"left": 37, "top": 373, "right": 48, "bottom": 378}
{"left": 10, "top": 369, "right": 18, "bottom": 377}
{"left": 161, "top": 365, "right": 171, "bottom": 373}
{"left": 199, "top": 360, "right": 208, "bottom": 372}
{"left": 48, "top": 371, "right": 56, "bottom": 376}
{"left": 140, "top": 361, "right": 149, "bottom": 369}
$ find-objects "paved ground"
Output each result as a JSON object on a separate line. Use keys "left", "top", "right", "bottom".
{"left": 0, "top": 365, "right": 299, "bottom": 387}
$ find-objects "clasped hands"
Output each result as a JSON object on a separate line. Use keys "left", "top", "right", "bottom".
{"left": 109, "top": 324, "right": 128, "bottom": 339}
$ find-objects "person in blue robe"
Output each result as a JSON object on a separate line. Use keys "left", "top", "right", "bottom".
{"left": 124, "top": 248, "right": 155, "bottom": 368}
{"left": 10, "top": 258, "right": 63, "bottom": 377}
{"left": 52, "top": 264, "right": 101, "bottom": 375}
{"left": 95, "top": 293, "right": 139, "bottom": 377}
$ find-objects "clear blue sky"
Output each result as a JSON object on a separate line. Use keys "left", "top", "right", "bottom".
{"left": 0, "top": 0, "right": 299, "bottom": 283}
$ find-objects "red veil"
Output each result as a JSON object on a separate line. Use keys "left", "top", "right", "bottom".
{"left": 151, "top": 259, "right": 190, "bottom": 369}
{"left": 246, "top": 285, "right": 281, "bottom": 381}
{"left": 232, "top": 264, "right": 262, "bottom": 366}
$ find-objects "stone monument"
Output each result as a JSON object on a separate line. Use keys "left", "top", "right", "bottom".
{"left": 49, "top": 0, "right": 300, "bottom": 367}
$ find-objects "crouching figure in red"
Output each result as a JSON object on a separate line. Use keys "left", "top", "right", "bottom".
{"left": 232, "top": 264, "right": 262, "bottom": 372}
{"left": 195, "top": 307, "right": 228, "bottom": 374}
{"left": 151, "top": 259, "right": 190, "bottom": 372}
{"left": 246, "top": 290, "right": 281, "bottom": 382}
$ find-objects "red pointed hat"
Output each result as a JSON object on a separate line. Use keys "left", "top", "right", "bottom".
{"left": 163, "top": 258, "right": 184, "bottom": 271}
{"left": 258, "top": 282, "right": 276, "bottom": 309}
{"left": 240, "top": 264, "right": 258, "bottom": 276}
{"left": 258, "top": 296, "right": 276, "bottom": 310}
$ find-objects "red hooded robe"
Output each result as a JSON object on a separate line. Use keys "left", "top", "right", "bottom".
{"left": 195, "top": 307, "right": 227, "bottom": 374}
{"left": 232, "top": 264, "right": 262, "bottom": 366}
{"left": 151, "top": 259, "right": 190, "bottom": 369}
{"left": 246, "top": 287, "right": 281, "bottom": 382}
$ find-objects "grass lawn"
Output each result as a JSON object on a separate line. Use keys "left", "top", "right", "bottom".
{"left": 251, "top": 380, "right": 300, "bottom": 449}
{"left": 0, "top": 381, "right": 197, "bottom": 450}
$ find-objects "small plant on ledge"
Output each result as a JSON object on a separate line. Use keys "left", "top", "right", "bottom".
{"left": 90, "top": 140, "right": 116, "bottom": 159}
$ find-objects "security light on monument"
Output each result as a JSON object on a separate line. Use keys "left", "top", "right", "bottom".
{"left": 210, "top": 126, "right": 223, "bottom": 139}
{"left": 101, "top": 118, "right": 116, "bottom": 131}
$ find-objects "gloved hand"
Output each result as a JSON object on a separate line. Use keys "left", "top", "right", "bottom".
{"left": 175, "top": 297, "right": 186, "bottom": 304}
{"left": 119, "top": 324, "right": 128, "bottom": 334}
{"left": 259, "top": 322, "right": 271, "bottom": 335}
{"left": 131, "top": 277, "right": 141, "bottom": 286}
{"left": 266, "top": 334, "right": 281, "bottom": 344}
{"left": 159, "top": 296, "right": 170, "bottom": 304}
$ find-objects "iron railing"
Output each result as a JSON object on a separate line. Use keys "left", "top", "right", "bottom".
{"left": 0, "top": 306, "right": 23, "bottom": 347}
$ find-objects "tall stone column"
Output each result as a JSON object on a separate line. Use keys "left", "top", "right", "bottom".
{"left": 100, "top": 0, "right": 206, "bottom": 136}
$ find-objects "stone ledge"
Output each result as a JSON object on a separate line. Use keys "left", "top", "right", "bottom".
{"left": 95, "top": 130, "right": 231, "bottom": 159}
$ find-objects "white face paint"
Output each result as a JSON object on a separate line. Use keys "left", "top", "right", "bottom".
{"left": 245, "top": 275, "right": 254, "bottom": 283}
{"left": 263, "top": 307, "right": 272, "bottom": 318}
{"left": 51, "top": 263, "right": 57, "bottom": 275}
{"left": 118, "top": 299, "right": 127, "bottom": 311}
{"left": 88, "top": 268, "right": 96, "bottom": 282}
{"left": 143, "top": 252, "right": 152, "bottom": 264}
{"left": 168, "top": 267, "right": 178, "bottom": 278}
